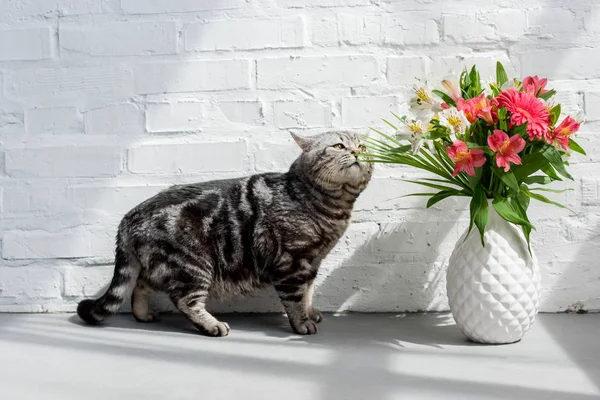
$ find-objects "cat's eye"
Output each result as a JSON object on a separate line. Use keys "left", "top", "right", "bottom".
{"left": 359, "top": 144, "right": 367, "bottom": 153}
{"left": 332, "top": 143, "right": 345, "bottom": 150}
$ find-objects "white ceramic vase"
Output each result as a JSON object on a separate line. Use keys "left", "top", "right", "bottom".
{"left": 446, "top": 201, "right": 541, "bottom": 344}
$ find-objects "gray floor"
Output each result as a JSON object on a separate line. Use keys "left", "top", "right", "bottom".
{"left": 0, "top": 313, "right": 598, "bottom": 400}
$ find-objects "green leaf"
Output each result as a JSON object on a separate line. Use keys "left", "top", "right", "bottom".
{"left": 540, "top": 164, "right": 563, "bottom": 181}
{"left": 492, "top": 197, "right": 534, "bottom": 229}
{"left": 426, "top": 189, "right": 465, "bottom": 208}
{"left": 521, "top": 186, "right": 569, "bottom": 210}
{"left": 390, "top": 145, "right": 412, "bottom": 153}
{"left": 513, "top": 152, "right": 549, "bottom": 183}
{"left": 402, "top": 179, "right": 459, "bottom": 192}
{"left": 469, "top": 185, "right": 489, "bottom": 247}
{"left": 549, "top": 104, "right": 561, "bottom": 125}
{"left": 510, "top": 122, "right": 528, "bottom": 136}
{"left": 539, "top": 89, "right": 556, "bottom": 101}
{"left": 492, "top": 166, "right": 520, "bottom": 193}
{"left": 496, "top": 62, "right": 509, "bottom": 88}
{"left": 569, "top": 138, "right": 587, "bottom": 155}
{"left": 432, "top": 89, "right": 456, "bottom": 107}
{"left": 512, "top": 194, "right": 533, "bottom": 255}
{"left": 382, "top": 118, "right": 398, "bottom": 131}
{"left": 541, "top": 145, "right": 573, "bottom": 180}
{"left": 524, "top": 175, "right": 554, "bottom": 185}
{"left": 529, "top": 187, "right": 574, "bottom": 194}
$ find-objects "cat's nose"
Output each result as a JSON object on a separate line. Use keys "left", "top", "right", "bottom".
{"left": 350, "top": 150, "right": 359, "bottom": 158}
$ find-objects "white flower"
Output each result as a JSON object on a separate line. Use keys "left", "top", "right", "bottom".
{"left": 500, "top": 78, "right": 519, "bottom": 91}
{"left": 410, "top": 80, "right": 442, "bottom": 118}
{"left": 439, "top": 74, "right": 462, "bottom": 102}
{"left": 438, "top": 108, "right": 470, "bottom": 135}
{"left": 395, "top": 116, "right": 426, "bottom": 153}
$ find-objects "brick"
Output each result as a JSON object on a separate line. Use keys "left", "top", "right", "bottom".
{"left": 0, "top": 1, "right": 105, "bottom": 19}
{"left": 372, "top": 221, "right": 459, "bottom": 254}
{"left": 66, "top": 185, "right": 166, "bottom": 215}
{"left": 146, "top": 101, "right": 203, "bottom": 133}
{"left": 387, "top": 56, "right": 427, "bottom": 86}
{"left": 520, "top": 49, "right": 600, "bottom": 80}
{"left": 220, "top": 101, "right": 263, "bottom": 125}
{"left": 383, "top": 14, "right": 439, "bottom": 45}
{"left": 582, "top": 179, "right": 600, "bottom": 206}
{"left": 342, "top": 96, "right": 398, "bottom": 127}
{"left": 60, "top": 21, "right": 177, "bottom": 56}
{"left": 273, "top": 100, "right": 331, "bottom": 128}
{"left": 339, "top": 14, "right": 381, "bottom": 45}
{"left": 121, "top": 0, "right": 245, "bottom": 13}
{"left": 254, "top": 141, "right": 301, "bottom": 172}
{"left": 0, "top": 267, "right": 61, "bottom": 298}
{"left": 185, "top": 17, "right": 306, "bottom": 51}
{"left": 528, "top": 8, "right": 583, "bottom": 36}
{"left": 311, "top": 16, "right": 338, "bottom": 46}
{"left": 128, "top": 141, "right": 248, "bottom": 174}
{"left": 25, "top": 106, "right": 83, "bottom": 135}
{"left": 2, "top": 227, "right": 113, "bottom": 259}
{"left": 258, "top": 55, "right": 379, "bottom": 89}
{"left": 133, "top": 60, "right": 251, "bottom": 94}
{"left": 281, "top": 0, "right": 369, "bottom": 7}
{"left": 585, "top": 92, "right": 600, "bottom": 121}
{"left": 0, "top": 110, "right": 25, "bottom": 136}
{"left": 2, "top": 184, "right": 65, "bottom": 214}
{"left": 63, "top": 266, "right": 115, "bottom": 297}
{"left": 5, "top": 66, "right": 133, "bottom": 103}
{"left": 443, "top": 11, "right": 527, "bottom": 43}
{"left": 85, "top": 103, "right": 144, "bottom": 135}
{"left": 5, "top": 146, "right": 122, "bottom": 178}
{"left": 0, "top": 27, "right": 51, "bottom": 61}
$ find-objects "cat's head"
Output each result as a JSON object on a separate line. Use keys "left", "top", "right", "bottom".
{"left": 290, "top": 131, "right": 374, "bottom": 189}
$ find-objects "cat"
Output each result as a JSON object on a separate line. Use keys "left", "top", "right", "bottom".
{"left": 77, "top": 131, "right": 374, "bottom": 336}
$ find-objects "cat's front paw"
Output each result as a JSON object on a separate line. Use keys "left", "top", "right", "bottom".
{"left": 291, "top": 319, "right": 318, "bottom": 335}
{"left": 203, "top": 321, "right": 230, "bottom": 337}
{"left": 308, "top": 307, "right": 323, "bottom": 323}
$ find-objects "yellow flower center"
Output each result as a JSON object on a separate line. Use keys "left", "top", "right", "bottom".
{"left": 455, "top": 151, "right": 470, "bottom": 163}
{"left": 408, "top": 123, "right": 423, "bottom": 134}
{"left": 499, "top": 140, "right": 511, "bottom": 155}
{"left": 414, "top": 88, "right": 432, "bottom": 104}
{"left": 448, "top": 115, "right": 462, "bottom": 131}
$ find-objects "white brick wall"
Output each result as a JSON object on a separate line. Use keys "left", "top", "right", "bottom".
{"left": 1, "top": 0, "right": 599, "bottom": 314}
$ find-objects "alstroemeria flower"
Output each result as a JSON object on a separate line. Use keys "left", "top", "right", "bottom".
{"left": 496, "top": 89, "right": 550, "bottom": 141}
{"left": 410, "top": 80, "right": 442, "bottom": 120}
{"left": 487, "top": 130, "right": 526, "bottom": 172}
{"left": 457, "top": 94, "right": 497, "bottom": 124}
{"left": 439, "top": 108, "right": 471, "bottom": 135}
{"left": 396, "top": 117, "right": 426, "bottom": 154}
{"left": 446, "top": 140, "right": 486, "bottom": 176}
{"left": 550, "top": 115, "right": 582, "bottom": 150}
{"left": 522, "top": 75, "right": 549, "bottom": 97}
{"left": 440, "top": 75, "right": 462, "bottom": 103}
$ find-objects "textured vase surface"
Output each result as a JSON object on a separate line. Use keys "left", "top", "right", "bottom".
{"left": 446, "top": 202, "right": 541, "bottom": 344}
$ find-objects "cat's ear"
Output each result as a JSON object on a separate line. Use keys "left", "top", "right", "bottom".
{"left": 290, "top": 132, "right": 314, "bottom": 152}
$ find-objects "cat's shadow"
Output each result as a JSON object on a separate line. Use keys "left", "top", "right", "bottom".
{"left": 67, "top": 311, "right": 476, "bottom": 348}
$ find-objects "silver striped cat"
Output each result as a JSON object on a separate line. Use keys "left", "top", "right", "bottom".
{"left": 77, "top": 131, "right": 373, "bottom": 336}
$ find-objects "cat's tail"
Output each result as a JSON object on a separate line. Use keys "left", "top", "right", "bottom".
{"left": 77, "top": 236, "right": 139, "bottom": 325}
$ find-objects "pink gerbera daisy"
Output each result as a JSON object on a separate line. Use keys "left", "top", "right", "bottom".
{"left": 496, "top": 89, "right": 550, "bottom": 141}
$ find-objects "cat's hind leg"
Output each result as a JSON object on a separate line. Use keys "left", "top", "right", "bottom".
{"left": 131, "top": 280, "right": 157, "bottom": 323}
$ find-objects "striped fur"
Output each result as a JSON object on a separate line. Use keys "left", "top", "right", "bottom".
{"left": 77, "top": 131, "right": 373, "bottom": 336}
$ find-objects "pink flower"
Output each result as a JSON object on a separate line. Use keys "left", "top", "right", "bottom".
{"left": 487, "top": 130, "right": 526, "bottom": 172}
{"left": 550, "top": 116, "right": 582, "bottom": 150}
{"left": 446, "top": 140, "right": 486, "bottom": 177}
{"left": 441, "top": 102, "right": 451, "bottom": 110}
{"left": 522, "top": 76, "right": 549, "bottom": 97}
{"left": 496, "top": 89, "right": 550, "bottom": 141}
{"left": 457, "top": 94, "right": 498, "bottom": 125}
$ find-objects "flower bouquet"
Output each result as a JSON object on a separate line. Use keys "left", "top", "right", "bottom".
{"left": 365, "top": 62, "right": 585, "bottom": 344}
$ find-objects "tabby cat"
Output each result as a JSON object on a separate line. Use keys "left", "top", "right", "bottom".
{"left": 77, "top": 131, "right": 373, "bottom": 336}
